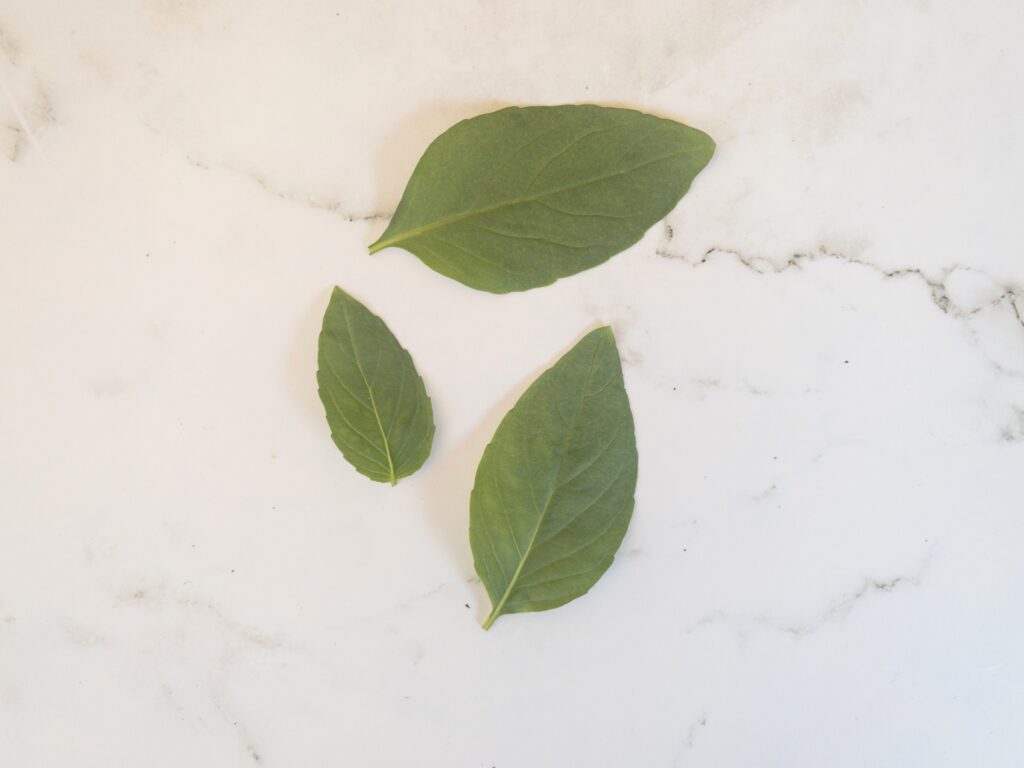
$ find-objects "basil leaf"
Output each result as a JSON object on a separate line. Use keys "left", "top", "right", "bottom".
{"left": 369, "top": 104, "right": 714, "bottom": 293}
{"left": 470, "top": 327, "right": 638, "bottom": 629}
{"left": 316, "top": 286, "right": 434, "bottom": 485}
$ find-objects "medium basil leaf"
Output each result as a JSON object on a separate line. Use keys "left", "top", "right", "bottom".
{"left": 369, "top": 104, "right": 714, "bottom": 293}
{"left": 470, "top": 327, "right": 638, "bottom": 629}
{"left": 316, "top": 286, "right": 434, "bottom": 485}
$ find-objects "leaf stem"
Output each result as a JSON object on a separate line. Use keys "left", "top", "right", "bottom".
{"left": 482, "top": 608, "right": 500, "bottom": 631}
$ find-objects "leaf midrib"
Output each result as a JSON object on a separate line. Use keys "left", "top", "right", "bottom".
{"left": 369, "top": 146, "right": 701, "bottom": 254}
{"left": 482, "top": 336, "right": 605, "bottom": 629}
{"left": 341, "top": 299, "right": 397, "bottom": 485}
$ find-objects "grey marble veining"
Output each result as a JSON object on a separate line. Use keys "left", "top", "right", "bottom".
{"left": 0, "top": 1, "right": 1021, "bottom": 766}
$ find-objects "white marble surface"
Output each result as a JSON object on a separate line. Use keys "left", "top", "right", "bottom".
{"left": 1, "top": 1, "right": 1022, "bottom": 765}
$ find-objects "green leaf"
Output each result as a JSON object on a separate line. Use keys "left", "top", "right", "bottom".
{"left": 470, "top": 327, "right": 638, "bottom": 629}
{"left": 369, "top": 104, "right": 714, "bottom": 293}
{"left": 316, "top": 286, "right": 434, "bottom": 485}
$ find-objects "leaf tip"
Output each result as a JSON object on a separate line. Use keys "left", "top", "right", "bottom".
{"left": 589, "top": 325, "right": 617, "bottom": 344}
{"left": 697, "top": 128, "right": 716, "bottom": 163}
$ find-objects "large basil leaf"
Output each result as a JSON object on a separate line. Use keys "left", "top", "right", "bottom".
{"left": 316, "top": 286, "right": 434, "bottom": 485}
{"left": 470, "top": 327, "right": 638, "bottom": 629}
{"left": 369, "top": 104, "right": 714, "bottom": 293}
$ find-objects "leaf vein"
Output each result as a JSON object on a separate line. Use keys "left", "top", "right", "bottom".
{"left": 340, "top": 299, "right": 396, "bottom": 483}
{"left": 374, "top": 147, "right": 700, "bottom": 251}
{"left": 524, "top": 120, "right": 635, "bottom": 192}
{"left": 319, "top": 385, "right": 392, "bottom": 465}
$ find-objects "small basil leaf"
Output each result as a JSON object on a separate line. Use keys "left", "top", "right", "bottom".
{"left": 316, "top": 286, "right": 434, "bottom": 485}
{"left": 369, "top": 104, "right": 714, "bottom": 293}
{"left": 470, "top": 326, "right": 638, "bottom": 629}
